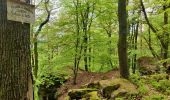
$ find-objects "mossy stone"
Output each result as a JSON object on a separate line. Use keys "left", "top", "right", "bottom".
{"left": 68, "top": 88, "right": 97, "bottom": 99}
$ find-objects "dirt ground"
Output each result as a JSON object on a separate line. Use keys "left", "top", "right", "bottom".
{"left": 57, "top": 69, "right": 120, "bottom": 100}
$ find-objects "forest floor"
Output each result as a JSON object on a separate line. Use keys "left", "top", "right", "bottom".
{"left": 57, "top": 68, "right": 170, "bottom": 100}
{"left": 57, "top": 69, "right": 120, "bottom": 100}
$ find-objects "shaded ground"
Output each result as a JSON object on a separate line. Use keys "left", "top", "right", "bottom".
{"left": 56, "top": 63, "right": 170, "bottom": 100}
{"left": 57, "top": 69, "right": 120, "bottom": 100}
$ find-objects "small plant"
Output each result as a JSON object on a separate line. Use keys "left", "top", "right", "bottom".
{"left": 130, "top": 74, "right": 149, "bottom": 95}
{"left": 144, "top": 94, "right": 166, "bottom": 100}
{"left": 146, "top": 74, "right": 170, "bottom": 95}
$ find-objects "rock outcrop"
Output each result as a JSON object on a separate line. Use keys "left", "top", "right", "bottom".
{"left": 137, "top": 56, "right": 160, "bottom": 75}
{"left": 66, "top": 78, "right": 138, "bottom": 100}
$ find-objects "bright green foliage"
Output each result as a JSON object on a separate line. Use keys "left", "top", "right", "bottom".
{"left": 31, "top": 0, "right": 170, "bottom": 99}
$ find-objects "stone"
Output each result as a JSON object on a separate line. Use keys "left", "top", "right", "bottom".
{"left": 68, "top": 88, "right": 97, "bottom": 99}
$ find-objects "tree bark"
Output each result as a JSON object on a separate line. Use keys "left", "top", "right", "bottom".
{"left": 33, "top": 0, "right": 50, "bottom": 78}
{"left": 107, "top": 31, "right": 114, "bottom": 68}
{"left": 118, "top": 0, "right": 129, "bottom": 78}
{"left": 81, "top": 2, "right": 90, "bottom": 71}
{"left": 0, "top": 0, "right": 33, "bottom": 100}
{"left": 132, "top": 22, "right": 139, "bottom": 74}
{"left": 163, "top": 1, "right": 169, "bottom": 67}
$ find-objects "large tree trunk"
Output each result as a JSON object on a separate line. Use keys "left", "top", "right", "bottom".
{"left": 118, "top": 0, "right": 129, "bottom": 78}
{"left": 0, "top": 0, "right": 33, "bottom": 100}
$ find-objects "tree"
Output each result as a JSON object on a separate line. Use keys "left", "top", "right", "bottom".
{"left": 141, "top": 0, "right": 169, "bottom": 68}
{"left": 73, "top": 0, "right": 82, "bottom": 84}
{"left": 162, "top": 0, "right": 169, "bottom": 67}
{"left": 0, "top": 0, "right": 33, "bottom": 99}
{"left": 118, "top": 0, "right": 129, "bottom": 78}
{"left": 32, "top": 0, "right": 51, "bottom": 79}
{"left": 97, "top": 0, "right": 118, "bottom": 69}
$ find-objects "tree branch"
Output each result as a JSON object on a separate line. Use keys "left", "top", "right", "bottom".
{"left": 140, "top": 0, "right": 165, "bottom": 48}
{"left": 35, "top": 0, "right": 51, "bottom": 37}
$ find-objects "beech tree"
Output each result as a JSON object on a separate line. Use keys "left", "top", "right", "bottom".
{"left": 118, "top": 0, "right": 129, "bottom": 78}
{"left": 0, "top": 0, "right": 33, "bottom": 100}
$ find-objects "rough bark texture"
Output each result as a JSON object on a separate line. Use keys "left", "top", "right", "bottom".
{"left": 0, "top": 0, "right": 33, "bottom": 100}
{"left": 118, "top": 0, "right": 129, "bottom": 78}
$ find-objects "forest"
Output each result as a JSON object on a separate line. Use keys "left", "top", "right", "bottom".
{"left": 0, "top": 0, "right": 170, "bottom": 100}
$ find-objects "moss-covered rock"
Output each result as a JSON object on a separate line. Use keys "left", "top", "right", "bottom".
{"left": 68, "top": 88, "right": 97, "bottom": 99}
{"left": 101, "top": 84, "right": 120, "bottom": 98}
{"left": 97, "top": 79, "right": 138, "bottom": 99}
{"left": 111, "top": 79, "right": 138, "bottom": 99}
{"left": 82, "top": 91, "right": 101, "bottom": 100}
{"left": 137, "top": 56, "right": 160, "bottom": 75}
{"left": 83, "top": 81, "right": 101, "bottom": 89}
{"left": 67, "top": 78, "right": 138, "bottom": 100}
{"left": 140, "top": 65, "right": 160, "bottom": 75}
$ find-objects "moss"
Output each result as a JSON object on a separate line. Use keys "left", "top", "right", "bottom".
{"left": 149, "top": 73, "right": 169, "bottom": 81}
{"left": 143, "top": 74, "right": 170, "bottom": 94}
{"left": 68, "top": 78, "right": 138, "bottom": 100}
{"left": 83, "top": 81, "right": 101, "bottom": 89}
{"left": 68, "top": 88, "right": 97, "bottom": 99}
{"left": 64, "top": 96, "right": 70, "bottom": 100}
{"left": 139, "top": 65, "right": 160, "bottom": 75}
{"left": 82, "top": 91, "right": 100, "bottom": 100}
{"left": 99, "top": 78, "right": 138, "bottom": 99}
{"left": 144, "top": 94, "right": 167, "bottom": 100}
{"left": 101, "top": 84, "right": 120, "bottom": 98}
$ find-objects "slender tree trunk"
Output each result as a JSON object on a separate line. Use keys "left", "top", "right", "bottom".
{"left": 107, "top": 32, "right": 114, "bottom": 68}
{"left": 88, "top": 2, "right": 95, "bottom": 71}
{"left": 139, "top": 23, "right": 143, "bottom": 56}
{"left": 118, "top": 0, "right": 129, "bottom": 78}
{"left": 73, "top": 0, "right": 81, "bottom": 84}
{"left": 33, "top": 37, "right": 38, "bottom": 78}
{"left": 130, "top": 24, "right": 135, "bottom": 70}
{"left": 143, "top": 28, "right": 159, "bottom": 59}
{"left": 33, "top": 0, "right": 50, "bottom": 78}
{"left": 83, "top": 34, "right": 88, "bottom": 71}
{"left": 163, "top": 2, "right": 169, "bottom": 67}
{"left": 132, "top": 22, "right": 139, "bottom": 73}
{"left": 0, "top": 0, "right": 33, "bottom": 99}
{"left": 140, "top": 0, "right": 164, "bottom": 60}
{"left": 82, "top": 4, "right": 90, "bottom": 72}
{"left": 88, "top": 34, "right": 91, "bottom": 71}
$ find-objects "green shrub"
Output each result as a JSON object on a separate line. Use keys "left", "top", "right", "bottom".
{"left": 130, "top": 74, "right": 149, "bottom": 95}
{"left": 144, "top": 94, "right": 166, "bottom": 100}
{"left": 148, "top": 76, "right": 170, "bottom": 94}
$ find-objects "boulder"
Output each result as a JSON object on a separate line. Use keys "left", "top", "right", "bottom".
{"left": 83, "top": 81, "right": 101, "bottom": 89}
{"left": 68, "top": 88, "right": 97, "bottom": 99}
{"left": 85, "top": 79, "right": 138, "bottom": 99}
{"left": 66, "top": 78, "right": 138, "bottom": 100}
{"left": 137, "top": 56, "right": 160, "bottom": 75}
{"left": 82, "top": 91, "right": 101, "bottom": 100}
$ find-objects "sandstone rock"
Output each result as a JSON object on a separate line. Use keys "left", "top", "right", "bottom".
{"left": 68, "top": 88, "right": 97, "bottom": 99}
